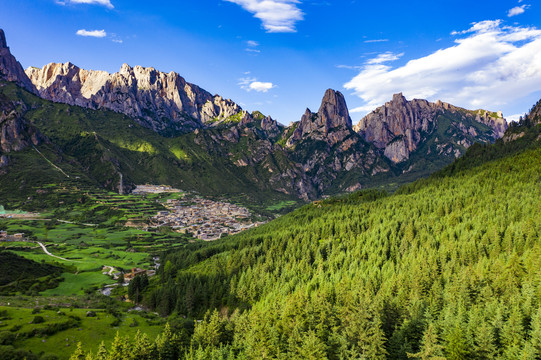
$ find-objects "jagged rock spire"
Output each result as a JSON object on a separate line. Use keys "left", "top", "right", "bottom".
{"left": 287, "top": 89, "right": 353, "bottom": 147}
{"left": 0, "top": 29, "right": 7, "bottom": 49}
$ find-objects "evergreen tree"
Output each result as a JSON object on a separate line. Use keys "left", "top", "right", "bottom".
{"left": 70, "top": 343, "right": 86, "bottom": 360}
{"left": 444, "top": 325, "right": 470, "bottom": 360}
{"left": 474, "top": 322, "right": 497, "bottom": 360}
{"left": 108, "top": 332, "right": 127, "bottom": 360}
{"left": 407, "top": 323, "right": 445, "bottom": 360}
{"left": 95, "top": 342, "right": 107, "bottom": 360}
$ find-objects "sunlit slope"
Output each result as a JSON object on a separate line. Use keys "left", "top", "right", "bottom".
{"left": 146, "top": 123, "right": 541, "bottom": 359}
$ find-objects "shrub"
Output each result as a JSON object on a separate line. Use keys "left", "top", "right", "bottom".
{"left": 0, "top": 331, "right": 15, "bottom": 345}
{"left": 31, "top": 315, "right": 45, "bottom": 324}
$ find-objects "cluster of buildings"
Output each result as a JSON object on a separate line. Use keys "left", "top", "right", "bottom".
{"left": 132, "top": 185, "right": 181, "bottom": 194}
{"left": 151, "top": 197, "right": 264, "bottom": 241}
{"left": 0, "top": 231, "right": 27, "bottom": 241}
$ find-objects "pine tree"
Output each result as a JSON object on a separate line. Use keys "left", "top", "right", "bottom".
{"left": 70, "top": 342, "right": 86, "bottom": 360}
{"left": 296, "top": 330, "right": 328, "bottom": 360}
{"left": 444, "top": 325, "right": 469, "bottom": 360}
{"left": 529, "top": 308, "right": 541, "bottom": 358}
{"left": 156, "top": 323, "right": 179, "bottom": 360}
{"left": 108, "top": 332, "right": 127, "bottom": 360}
{"left": 474, "top": 322, "right": 497, "bottom": 360}
{"left": 501, "top": 306, "right": 525, "bottom": 349}
{"left": 95, "top": 341, "right": 107, "bottom": 360}
{"left": 132, "top": 330, "right": 156, "bottom": 360}
{"left": 407, "top": 323, "right": 445, "bottom": 360}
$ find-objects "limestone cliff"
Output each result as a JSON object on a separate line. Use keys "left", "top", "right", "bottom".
{"left": 354, "top": 93, "right": 508, "bottom": 163}
{"left": 26, "top": 62, "right": 246, "bottom": 135}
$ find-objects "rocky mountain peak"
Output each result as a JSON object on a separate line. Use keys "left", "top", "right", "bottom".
{"left": 287, "top": 89, "right": 353, "bottom": 147}
{"left": 120, "top": 63, "right": 132, "bottom": 74}
{"left": 355, "top": 93, "right": 508, "bottom": 163}
{"left": 318, "top": 89, "right": 352, "bottom": 129}
{"left": 0, "top": 29, "right": 37, "bottom": 94}
{"left": 25, "top": 61, "right": 247, "bottom": 135}
{"left": 391, "top": 92, "right": 407, "bottom": 105}
{"left": 0, "top": 30, "right": 7, "bottom": 49}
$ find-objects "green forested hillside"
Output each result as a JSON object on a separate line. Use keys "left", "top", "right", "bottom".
{"left": 103, "top": 123, "right": 541, "bottom": 360}
{"left": 0, "top": 82, "right": 300, "bottom": 212}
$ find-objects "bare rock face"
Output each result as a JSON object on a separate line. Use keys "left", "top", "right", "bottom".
{"left": 0, "top": 29, "right": 37, "bottom": 94}
{"left": 475, "top": 110, "right": 507, "bottom": 138}
{"left": 288, "top": 89, "right": 352, "bottom": 147}
{"left": 26, "top": 62, "right": 246, "bottom": 135}
{"left": 355, "top": 93, "right": 508, "bottom": 163}
{"left": 529, "top": 99, "right": 541, "bottom": 125}
{"left": 0, "top": 94, "right": 42, "bottom": 154}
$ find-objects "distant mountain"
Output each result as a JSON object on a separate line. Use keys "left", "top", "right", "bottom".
{"left": 26, "top": 62, "right": 250, "bottom": 135}
{"left": 354, "top": 93, "right": 507, "bottom": 164}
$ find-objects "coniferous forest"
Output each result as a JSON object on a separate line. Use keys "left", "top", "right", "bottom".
{"left": 70, "top": 118, "right": 541, "bottom": 359}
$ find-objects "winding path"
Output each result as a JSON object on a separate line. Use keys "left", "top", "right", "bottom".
{"left": 37, "top": 242, "right": 71, "bottom": 261}
{"left": 102, "top": 266, "right": 115, "bottom": 276}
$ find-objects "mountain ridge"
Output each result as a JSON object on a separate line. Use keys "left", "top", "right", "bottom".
{"left": 354, "top": 92, "right": 507, "bottom": 163}
{"left": 0, "top": 28, "right": 511, "bottom": 202}
{"left": 26, "top": 61, "right": 251, "bottom": 135}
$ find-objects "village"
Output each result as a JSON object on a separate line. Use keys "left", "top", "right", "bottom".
{"left": 150, "top": 196, "right": 265, "bottom": 241}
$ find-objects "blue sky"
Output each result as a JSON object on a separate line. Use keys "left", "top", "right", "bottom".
{"left": 2, "top": 0, "right": 541, "bottom": 124}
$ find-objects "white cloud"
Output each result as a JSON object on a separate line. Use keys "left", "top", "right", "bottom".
{"left": 76, "top": 29, "right": 107, "bottom": 38}
{"left": 345, "top": 20, "right": 541, "bottom": 117}
{"left": 508, "top": 4, "right": 529, "bottom": 17}
{"left": 239, "top": 77, "right": 276, "bottom": 92}
{"left": 364, "top": 39, "right": 389, "bottom": 43}
{"left": 59, "top": 0, "right": 114, "bottom": 8}
{"left": 336, "top": 64, "right": 363, "bottom": 70}
{"left": 245, "top": 40, "right": 261, "bottom": 53}
{"left": 250, "top": 81, "right": 275, "bottom": 92}
{"left": 506, "top": 113, "right": 525, "bottom": 122}
{"left": 366, "top": 52, "right": 404, "bottom": 64}
{"left": 224, "top": 0, "right": 303, "bottom": 33}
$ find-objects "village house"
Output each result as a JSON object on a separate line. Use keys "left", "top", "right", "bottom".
{"left": 150, "top": 196, "right": 263, "bottom": 241}
{"left": 123, "top": 268, "right": 147, "bottom": 281}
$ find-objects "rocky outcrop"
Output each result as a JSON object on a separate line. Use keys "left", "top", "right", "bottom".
{"left": 26, "top": 62, "right": 247, "bottom": 135}
{"left": 529, "top": 99, "right": 541, "bottom": 125}
{"left": 284, "top": 89, "right": 390, "bottom": 194}
{"left": 0, "top": 30, "right": 37, "bottom": 94}
{"left": 0, "top": 93, "right": 42, "bottom": 154}
{"left": 355, "top": 93, "right": 508, "bottom": 163}
{"left": 475, "top": 110, "right": 507, "bottom": 138}
{"left": 287, "top": 89, "right": 352, "bottom": 147}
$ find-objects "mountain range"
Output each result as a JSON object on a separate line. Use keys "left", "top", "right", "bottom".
{"left": 0, "top": 28, "right": 509, "bottom": 204}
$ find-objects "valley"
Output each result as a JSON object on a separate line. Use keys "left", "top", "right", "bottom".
{"left": 0, "top": 19, "right": 540, "bottom": 360}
